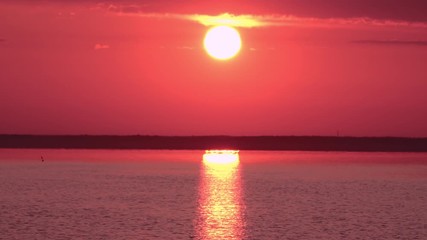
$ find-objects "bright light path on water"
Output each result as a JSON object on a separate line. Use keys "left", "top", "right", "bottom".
{"left": 198, "top": 149, "right": 244, "bottom": 239}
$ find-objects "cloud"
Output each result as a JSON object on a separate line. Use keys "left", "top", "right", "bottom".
{"left": 4, "top": 1, "right": 427, "bottom": 29}
{"left": 5, "top": 0, "right": 427, "bottom": 22}
{"left": 105, "top": 8, "right": 427, "bottom": 29}
{"left": 5, "top": 0, "right": 427, "bottom": 23}
{"left": 96, "top": 3, "right": 427, "bottom": 28}
{"left": 105, "top": 3, "right": 149, "bottom": 14}
{"left": 189, "top": 13, "right": 264, "bottom": 28}
{"left": 352, "top": 40, "right": 427, "bottom": 46}
{"left": 94, "top": 43, "right": 110, "bottom": 50}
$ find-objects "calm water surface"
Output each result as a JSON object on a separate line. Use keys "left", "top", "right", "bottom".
{"left": 0, "top": 149, "right": 426, "bottom": 239}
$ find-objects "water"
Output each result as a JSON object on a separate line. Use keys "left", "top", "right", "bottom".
{"left": 0, "top": 149, "right": 426, "bottom": 239}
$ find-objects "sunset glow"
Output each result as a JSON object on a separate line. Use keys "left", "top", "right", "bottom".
{"left": 203, "top": 26, "right": 242, "bottom": 60}
{"left": 1, "top": 1, "right": 427, "bottom": 136}
{"left": 1, "top": 1, "right": 427, "bottom": 239}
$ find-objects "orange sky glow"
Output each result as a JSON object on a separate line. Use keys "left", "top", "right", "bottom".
{"left": 1, "top": 1, "right": 426, "bottom": 137}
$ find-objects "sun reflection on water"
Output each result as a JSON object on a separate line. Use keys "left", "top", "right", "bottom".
{"left": 203, "top": 150, "right": 240, "bottom": 165}
{"left": 196, "top": 150, "right": 245, "bottom": 239}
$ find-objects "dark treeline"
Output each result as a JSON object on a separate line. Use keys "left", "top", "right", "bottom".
{"left": 0, "top": 135, "right": 427, "bottom": 152}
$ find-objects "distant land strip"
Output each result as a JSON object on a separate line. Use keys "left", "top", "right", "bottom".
{"left": 0, "top": 135, "right": 427, "bottom": 152}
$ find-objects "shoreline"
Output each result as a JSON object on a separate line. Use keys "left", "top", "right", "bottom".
{"left": 1, "top": 135, "right": 426, "bottom": 152}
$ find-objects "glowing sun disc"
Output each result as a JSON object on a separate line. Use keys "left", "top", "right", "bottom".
{"left": 204, "top": 26, "right": 242, "bottom": 60}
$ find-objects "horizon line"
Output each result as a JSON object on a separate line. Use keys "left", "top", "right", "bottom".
{"left": 1, "top": 134, "right": 426, "bottom": 139}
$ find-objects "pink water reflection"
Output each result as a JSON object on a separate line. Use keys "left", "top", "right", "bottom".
{"left": 196, "top": 151, "right": 245, "bottom": 239}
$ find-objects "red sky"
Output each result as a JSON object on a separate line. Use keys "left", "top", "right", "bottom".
{"left": 1, "top": 0, "right": 427, "bottom": 137}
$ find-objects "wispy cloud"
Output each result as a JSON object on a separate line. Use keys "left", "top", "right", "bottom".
{"left": 352, "top": 40, "right": 427, "bottom": 46}
{"left": 105, "top": 3, "right": 149, "bottom": 14}
{"left": 5, "top": 0, "right": 427, "bottom": 24}
{"left": 188, "top": 13, "right": 265, "bottom": 28}
{"left": 253, "top": 15, "right": 427, "bottom": 28}
{"left": 102, "top": 5, "right": 427, "bottom": 29}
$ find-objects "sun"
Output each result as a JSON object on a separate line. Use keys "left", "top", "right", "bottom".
{"left": 203, "top": 26, "right": 242, "bottom": 60}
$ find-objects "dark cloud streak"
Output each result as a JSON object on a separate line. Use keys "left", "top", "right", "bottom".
{"left": 255, "top": 0, "right": 427, "bottom": 22}
{"left": 2, "top": 0, "right": 427, "bottom": 23}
